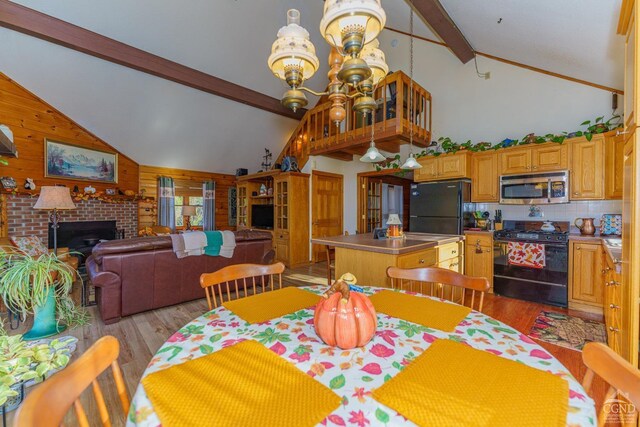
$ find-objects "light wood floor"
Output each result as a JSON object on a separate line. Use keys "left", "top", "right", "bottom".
{"left": 5, "top": 262, "right": 609, "bottom": 426}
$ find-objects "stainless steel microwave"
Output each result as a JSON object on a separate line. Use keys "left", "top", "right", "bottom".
{"left": 499, "top": 171, "right": 569, "bottom": 204}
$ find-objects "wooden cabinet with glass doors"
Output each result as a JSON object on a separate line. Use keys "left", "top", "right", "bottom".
{"left": 274, "top": 172, "right": 309, "bottom": 268}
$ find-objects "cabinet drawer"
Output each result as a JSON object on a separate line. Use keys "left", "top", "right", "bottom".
{"left": 397, "top": 249, "right": 437, "bottom": 268}
{"left": 438, "top": 242, "right": 461, "bottom": 261}
{"left": 438, "top": 256, "right": 462, "bottom": 273}
{"left": 466, "top": 234, "right": 492, "bottom": 248}
{"left": 274, "top": 231, "right": 289, "bottom": 241}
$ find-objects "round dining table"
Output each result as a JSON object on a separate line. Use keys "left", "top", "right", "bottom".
{"left": 127, "top": 285, "right": 596, "bottom": 426}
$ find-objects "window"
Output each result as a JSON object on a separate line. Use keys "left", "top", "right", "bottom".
{"left": 175, "top": 195, "right": 204, "bottom": 228}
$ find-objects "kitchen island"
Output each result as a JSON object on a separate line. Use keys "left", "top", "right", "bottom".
{"left": 311, "top": 233, "right": 465, "bottom": 287}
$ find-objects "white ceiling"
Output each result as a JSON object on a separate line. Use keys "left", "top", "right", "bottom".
{"left": 0, "top": 0, "right": 625, "bottom": 174}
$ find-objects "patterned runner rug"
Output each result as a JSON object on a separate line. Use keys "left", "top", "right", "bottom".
{"left": 528, "top": 311, "right": 606, "bottom": 351}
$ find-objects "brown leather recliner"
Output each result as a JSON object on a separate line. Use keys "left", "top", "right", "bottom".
{"left": 86, "top": 230, "right": 274, "bottom": 324}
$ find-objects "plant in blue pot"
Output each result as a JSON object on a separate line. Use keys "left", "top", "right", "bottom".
{"left": 0, "top": 250, "right": 88, "bottom": 340}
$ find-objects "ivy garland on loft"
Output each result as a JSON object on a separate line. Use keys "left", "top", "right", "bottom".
{"left": 375, "top": 115, "right": 621, "bottom": 171}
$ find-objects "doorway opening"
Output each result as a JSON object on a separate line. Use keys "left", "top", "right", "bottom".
{"left": 357, "top": 169, "right": 413, "bottom": 234}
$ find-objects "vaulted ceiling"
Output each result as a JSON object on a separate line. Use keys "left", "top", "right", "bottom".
{"left": 0, "top": 0, "right": 624, "bottom": 174}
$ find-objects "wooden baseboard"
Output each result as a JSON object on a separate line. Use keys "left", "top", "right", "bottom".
{"left": 568, "top": 301, "right": 604, "bottom": 316}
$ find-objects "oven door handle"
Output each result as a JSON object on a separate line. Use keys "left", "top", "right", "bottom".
{"left": 493, "top": 240, "right": 568, "bottom": 249}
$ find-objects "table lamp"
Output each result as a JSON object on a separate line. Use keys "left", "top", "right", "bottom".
{"left": 33, "top": 186, "right": 76, "bottom": 255}
{"left": 182, "top": 205, "right": 197, "bottom": 231}
{"left": 386, "top": 214, "right": 403, "bottom": 239}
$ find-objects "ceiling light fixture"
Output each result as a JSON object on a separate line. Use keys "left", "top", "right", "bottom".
{"left": 360, "top": 109, "right": 385, "bottom": 163}
{"left": 400, "top": 8, "right": 422, "bottom": 170}
{"left": 268, "top": 1, "right": 388, "bottom": 124}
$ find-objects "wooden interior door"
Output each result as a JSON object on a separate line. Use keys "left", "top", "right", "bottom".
{"left": 312, "top": 171, "right": 343, "bottom": 262}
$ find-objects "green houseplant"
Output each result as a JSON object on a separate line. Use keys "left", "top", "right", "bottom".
{"left": 0, "top": 332, "right": 75, "bottom": 410}
{"left": 0, "top": 250, "right": 88, "bottom": 340}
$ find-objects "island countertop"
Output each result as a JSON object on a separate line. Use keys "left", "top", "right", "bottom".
{"left": 311, "top": 233, "right": 465, "bottom": 255}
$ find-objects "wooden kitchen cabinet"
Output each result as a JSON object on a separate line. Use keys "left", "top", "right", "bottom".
{"left": 568, "top": 241, "right": 604, "bottom": 313}
{"left": 414, "top": 152, "right": 471, "bottom": 182}
{"left": 464, "top": 232, "right": 493, "bottom": 291}
{"left": 531, "top": 144, "right": 568, "bottom": 171}
{"left": 603, "top": 253, "right": 622, "bottom": 354}
{"left": 413, "top": 156, "right": 438, "bottom": 181}
{"left": 570, "top": 136, "right": 605, "bottom": 200}
{"left": 471, "top": 152, "right": 499, "bottom": 202}
{"left": 499, "top": 148, "right": 530, "bottom": 175}
{"left": 605, "top": 134, "right": 625, "bottom": 199}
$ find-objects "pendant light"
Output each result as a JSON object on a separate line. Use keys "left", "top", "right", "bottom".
{"left": 360, "top": 111, "right": 385, "bottom": 162}
{"left": 401, "top": 9, "right": 422, "bottom": 170}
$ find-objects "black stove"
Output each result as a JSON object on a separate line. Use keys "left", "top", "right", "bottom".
{"left": 494, "top": 220, "right": 570, "bottom": 243}
{"left": 493, "top": 220, "right": 569, "bottom": 308}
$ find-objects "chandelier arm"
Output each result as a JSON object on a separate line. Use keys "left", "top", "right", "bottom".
{"left": 297, "top": 87, "right": 330, "bottom": 96}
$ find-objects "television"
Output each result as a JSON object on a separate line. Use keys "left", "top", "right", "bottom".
{"left": 251, "top": 204, "right": 274, "bottom": 229}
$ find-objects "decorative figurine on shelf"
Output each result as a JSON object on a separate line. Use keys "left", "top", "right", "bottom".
{"left": 385, "top": 214, "right": 404, "bottom": 239}
{"left": 267, "top": 186, "right": 273, "bottom": 196}
{"left": 24, "top": 178, "right": 36, "bottom": 191}
{"left": 259, "top": 184, "right": 267, "bottom": 196}
{"left": 84, "top": 185, "right": 96, "bottom": 194}
{"left": 313, "top": 275, "right": 376, "bottom": 350}
{"left": 281, "top": 156, "right": 299, "bottom": 172}
{"left": 73, "top": 185, "right": 79, "bottom": 193}
{"left": 261, "top": 148, "right": 273, "bottom": 171}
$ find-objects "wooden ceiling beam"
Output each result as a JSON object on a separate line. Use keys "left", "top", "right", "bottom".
{"left": 0, "top": 0, "right": 305, "bottom": 120}
{"left": 408, "top": 0, "right": 475, "bottom": 64}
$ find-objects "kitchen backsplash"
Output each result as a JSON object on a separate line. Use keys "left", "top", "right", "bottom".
{"left": 475, "top": 200, "right": 622, "bottom": 232}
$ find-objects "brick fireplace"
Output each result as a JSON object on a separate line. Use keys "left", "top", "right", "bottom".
{"left": 6, "top": 194, "right": 137, "bottom": 243}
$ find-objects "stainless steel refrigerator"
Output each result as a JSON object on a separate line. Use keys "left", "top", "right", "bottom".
{"left": 409, "top": 180, "right": 474, "bottom": 234}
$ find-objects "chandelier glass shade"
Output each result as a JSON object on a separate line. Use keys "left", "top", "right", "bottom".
{"left": 319, "top": 0, "right": 386, "bottom": 55}
{"left": 360, "top": 39, "right": 389, "bottom": 85}
{"left": 267, "top": 10, "right": 320, "bottom": 89}
{"left": 400, "top": 153, "right": 422, "bottom": 169}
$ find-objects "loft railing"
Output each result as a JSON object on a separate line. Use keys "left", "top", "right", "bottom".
{"left": 274, "top": 71, "right": 432, "bottom": 169}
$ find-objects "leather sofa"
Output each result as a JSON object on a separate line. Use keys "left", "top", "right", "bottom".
{"left": 86, "top": 230, "right": 274, "bottom": 324}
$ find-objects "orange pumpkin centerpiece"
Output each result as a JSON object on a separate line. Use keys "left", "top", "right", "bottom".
{"left": 314, "top": 279, "right": 377, "bottom": 349}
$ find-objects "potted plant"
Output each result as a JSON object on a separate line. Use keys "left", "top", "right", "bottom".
{"left": 0, "top": 251, "right": 88, "bottom": 340}
{"left": 0, "top": 332, "right": 75, "bottom": 413}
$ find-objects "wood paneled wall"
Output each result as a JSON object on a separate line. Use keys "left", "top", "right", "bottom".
{"left": 0, "top": 73, "right": 139, "bottom": 193}
{"left": 139, "top": 165, "right": 237, "bottom": 230}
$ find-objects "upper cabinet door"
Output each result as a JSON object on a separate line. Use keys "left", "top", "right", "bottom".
{"left": 571, "top": 137, "right": 605, "bottom": 200}
{"left": 471, "top": 152, "right": 498, "bottom": 202}
{"left": 438, "top": 152, "right": 470, "bottom": 179}
{"left": 499, "top": 149, "right": 531, "bottom": 175}
{"left": 605, "top": 134, "right": 625, "bottom": 199}
{"left": 531, "top": 144, "right": 569, "bottom": 172}
{"left": 414, "top": 156, "right": 438, "bottom": 181}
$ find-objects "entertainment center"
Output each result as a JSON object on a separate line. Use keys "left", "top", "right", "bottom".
{"left": 236, "top": 170, "right": 309, "bottom": 268}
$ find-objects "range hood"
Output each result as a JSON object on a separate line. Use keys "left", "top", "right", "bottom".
{"left": 0, "top": 125, "right": 18, "bottom": 157}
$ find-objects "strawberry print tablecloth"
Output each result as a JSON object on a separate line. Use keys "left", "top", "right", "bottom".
{"left": 127, "top": 285, "right": 595, "bottom": 426}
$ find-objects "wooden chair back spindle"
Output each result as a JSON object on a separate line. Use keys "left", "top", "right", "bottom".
{"left": 582, "top": 342, "right": 640, "bottom": 426}
{"left": 13, "top": 336, "right": 129, "bottom": 427}
{"left": 386, "top": 266, "right": 490, "bottom": 312}
{"left": 200, "top": 262, "right": 286, "bottom": 310}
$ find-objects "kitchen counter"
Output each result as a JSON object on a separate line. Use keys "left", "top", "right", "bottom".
{"left": 312, "top": 233, "right": 464, "bottom": 255}
{"left": 312, "top": 233, "right": 465, "bottom": 286}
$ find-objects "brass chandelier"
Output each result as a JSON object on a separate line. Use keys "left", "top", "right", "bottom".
{"left": 267, "top": 1, "right": 388, "bottom": 125}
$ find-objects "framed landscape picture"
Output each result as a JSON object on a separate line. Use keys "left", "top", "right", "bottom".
{"left": 45, "top": 139, "right": 118, "bottom": 183}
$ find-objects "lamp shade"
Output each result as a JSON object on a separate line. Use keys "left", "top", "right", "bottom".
{"left": 320, "top": 0, "right": 386, "bottom": 51}
{"left": 360, "top": 39, "right": 388, "bottom": 84}
{"left": 182, "top": 205, "right": 197, "bottom": 216}
{"left": 401, "top": 153, "right": 423, "bottom": 170}
{"left": 360, "top": 142, "right": 386, "bottom": 163}
{"left": 386, "top": 214, "right": 402, "bottom": 225}
{"left": 268, "top": 9, "right": 320, "bottom": 84}
{"left": 33, "top": 186, "right": 76, "bottom": 210}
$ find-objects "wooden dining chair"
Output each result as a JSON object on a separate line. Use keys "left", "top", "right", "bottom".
{"left": 200, "top": 262, "right": 286, "bottom": 310}
{"left": 13, "top": 335, "right": 129, "bottom": 427}
{"left": 325, "top": 231, "right": 349, "bottom": 286}
{"left": 582, "top": 342, "right": 640, "bottom": 426}
{"left": 386, "top": 266, "right": 491, "bottom": 312}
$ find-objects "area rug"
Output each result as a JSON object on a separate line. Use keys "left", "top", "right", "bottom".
{"left": 528, "top": 311, "right": 606, "bottom": 351}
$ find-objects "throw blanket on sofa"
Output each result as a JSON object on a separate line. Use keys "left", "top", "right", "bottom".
{"left": 170, "top": 232, "right": 207, "bottom": 258}
{"left": 203, "top": 231, "right": 223, "bottom": 256}
{"left": 219, "top": 230, "right": 236, "bottom": 258}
